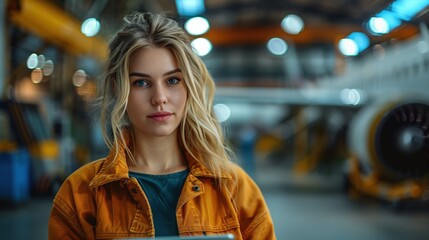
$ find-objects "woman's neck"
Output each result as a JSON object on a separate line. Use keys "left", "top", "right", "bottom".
{"left": 128, "top": 132, "right": 188, "bottom": 175}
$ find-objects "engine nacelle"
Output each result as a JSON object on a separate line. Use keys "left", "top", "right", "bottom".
{"left": 349, "top": 95, "right": 429, "bottom": 179}
{"left": 346, "top": 94, "right": 429, "bottom": 204}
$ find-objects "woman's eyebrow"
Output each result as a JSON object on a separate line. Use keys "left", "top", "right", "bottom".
{"left": 129, "top": 68, "right": 181, "bottom": 78}
{"left": 163, "top": 68, "right": 181, "bottom": 76}
{"left": 129, "top": 72, "right": 150, "bottom": 78}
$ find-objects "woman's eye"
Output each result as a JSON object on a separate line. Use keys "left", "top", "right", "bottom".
{"left": 167, "top": 78, "right": 180, "bottom": 85}
{"left": 133, "top": 80, "right": 148, "bottom": 87}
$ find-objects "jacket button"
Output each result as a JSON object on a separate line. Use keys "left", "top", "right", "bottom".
{"left": 192, "top": 185, "right": 200, "bottom": 192}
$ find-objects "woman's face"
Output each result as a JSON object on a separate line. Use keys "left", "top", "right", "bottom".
{"left": 126, "top": 46, "right": 187, "bottom": 138}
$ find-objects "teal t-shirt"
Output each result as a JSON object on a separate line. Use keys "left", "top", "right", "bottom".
{"left": 128, "top": 169, "right": 189, "bottom": 237}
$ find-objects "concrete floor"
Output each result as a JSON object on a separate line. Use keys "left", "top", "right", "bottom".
{"left": 0, "top": 197, "right": 51, "bottom": 239}
{"left": 265, "top": 190, "right": 429, "bottom": 240}
{"left": 1, "top": 164, "right": 429, "bottom": 240}
{"left": 257, "top": 164, "right": 429, "bottom": 240}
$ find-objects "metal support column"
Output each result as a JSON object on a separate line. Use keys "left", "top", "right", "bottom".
{"left": 0, "top": 0, "right": 6, "bottom": 97}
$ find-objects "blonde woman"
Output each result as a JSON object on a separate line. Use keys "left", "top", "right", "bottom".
{"left": 49, "top": 12, "right": 275, "bottom": 240}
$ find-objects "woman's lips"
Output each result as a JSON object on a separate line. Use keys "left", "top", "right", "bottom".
{"left": 148, "top": 112, "right": 173, "bottom": 122}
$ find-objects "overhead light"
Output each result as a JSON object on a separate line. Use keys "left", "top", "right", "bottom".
{"left": 27, "top": 53, "right": 38, "bottom": 69}
{"left": 73, "top": 69, "right": 87, "bottom": 87}
{"left": 81, "top": 18, "right": 100, "bottom": 37}
{"left": 43, "top": 60, "right": 54, "bottom": 76}
{"left": 267, "top": 38, "right": 288, "bottom": 56}
{"left": 346, "top": 32, "right": 370, "bottom": 53}
{"left": 176, "top": 0, "right": 205, "bottom": 16}
{"left": 391, "top": 0, "right": 429, "bottom": 21}
{"left": 27, "top": 53, "right": 55, "bottom": 76}
{"left": 31, "top": 68, "right": 43, "bottom": 84}
{"left": 341, "top": 88, "right": 361, "bottom": 105}
{"left": 338, "top": 39, "right": 359, "bottom": 56}
{"left": 367, "top": 17, "right": 390, "bottom": 35}
{"left": 191, "top": 38, "right": 212, "bottom": 56}
{"left": 367, "top": 0, "right": 429, "bottom": 35}
{"left": 213, "top": 103, "right": 231, "bottom": 122}
{"left": 185, "top": 17, "right": 210, "bottom": 36}
{"left": 370, "top": 10, "right": 401, "bottom": 35}
{"left": 36, "top": 55, "right": 45, "bottom": 68}
{"left": 281, "top": 14, "right": 304, "bottom": 35}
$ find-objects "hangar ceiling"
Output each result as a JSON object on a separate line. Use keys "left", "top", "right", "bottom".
{"left": 9, "top": 0, "right": 424, "bottom": 54}
{"left": 5, "top": 0, "right": 429, "bottom": 93}
{"left": 55, "top": 0, "right": 423, "bottom": 47}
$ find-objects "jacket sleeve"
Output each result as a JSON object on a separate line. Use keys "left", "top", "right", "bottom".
{"left": 49, "top": 194, "right": 88, "bottom": 240}
{"left": 230, "top": 165, "right": 276, "bottom": 240}
{"left": 48, "top": 166, "right": 97, "bottom": 240}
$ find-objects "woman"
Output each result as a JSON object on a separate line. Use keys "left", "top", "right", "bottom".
{"left": 49, "top": 12, "right": 275, "bottom": 239}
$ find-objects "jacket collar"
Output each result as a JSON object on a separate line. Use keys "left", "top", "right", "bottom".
{"left": 186, "top": 152, "right": 231, "bottom": 180}
{"left": 89, "top": 131, "right": 230, "bottom": 189}
{"left": 89, "top": 140, "right": 130, "bottom": 189}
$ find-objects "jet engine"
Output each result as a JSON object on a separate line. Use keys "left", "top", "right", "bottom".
{"left": 346, "top": 94, "right": 429, "bottom": 205}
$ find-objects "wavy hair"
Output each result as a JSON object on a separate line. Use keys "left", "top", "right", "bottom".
{"left": 98, "top": 12, "right": 234, "bottom": 179}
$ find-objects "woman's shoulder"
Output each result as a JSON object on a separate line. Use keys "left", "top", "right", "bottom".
{"left": 227, "top": 161, "right": 250, "bottom": 179}
{"left": 60, "top": 158, "right": 106, "bottom": 188}
{"left": 51, "top": 159, "right": 107, "bottom": 222}
{"left": 224, "top": 161, "right": 257, "bottom": 188}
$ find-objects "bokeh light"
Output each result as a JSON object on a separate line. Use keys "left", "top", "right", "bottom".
{"left": 213, "top": 103, "right": 231, "bottom": 122}
{"left": 27, "top": 53, "right": 38, "bottom": 69}
{"left": 81, "top": 18, "right": 100, "bottom": 37}
{"left": 185, "top": 17, "right": 210, "bottom": 35}
{"left": 267, "top": 38, "right": 288, "bottom": 55}
{"left": 191, "top": 38, "right": 213, "bottom": 56}
{"left": 73, "top": 69, "right": 87, "bottom": 87}
{"left": 31, "top": 68, "right": 43, "bottom": 84}
{"left": 281, "top": 14, "right": 304, "bottom": 35}
{"left": 338, "top": 38, "right": 359, "bottom": 56}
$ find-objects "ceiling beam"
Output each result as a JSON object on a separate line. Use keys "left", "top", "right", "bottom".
{"left": 201, "top": 24, "right": 419, "bottom": 46}
{"left": 8, "top": 0, "right": 107, "bottom": 60}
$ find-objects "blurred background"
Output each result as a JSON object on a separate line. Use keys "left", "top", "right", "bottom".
{"left": 1, "top": 0, "right": 429, "bottom": 239}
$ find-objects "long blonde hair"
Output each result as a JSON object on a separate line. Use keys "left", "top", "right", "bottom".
{"left": 98, "top": 12, "right": 234, "bottom": 179}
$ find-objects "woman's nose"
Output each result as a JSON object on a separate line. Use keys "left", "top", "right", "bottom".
{"left": 151, "top": 85, "right": 167, "bottom": 106}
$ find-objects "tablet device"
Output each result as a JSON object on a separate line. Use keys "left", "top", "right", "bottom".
{"left": 120, "top": 234, "right": 235, "bottom": 240}
{"left": 158, "top": 235, "right": 234, "bottom": 240}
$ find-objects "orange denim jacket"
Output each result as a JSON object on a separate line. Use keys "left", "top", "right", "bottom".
{"left": 48, "top": 144, "right": 276, "bottom": 240}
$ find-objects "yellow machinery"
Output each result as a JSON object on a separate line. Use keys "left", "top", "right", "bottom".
{"left": 7, "top": 0, "right": 107, "bottom": 61}
{"left": 0, "top": 100, "right": 60, "bottom": 199}
{"left": 346, "top": 95, "right": 429, "bottom": 206}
